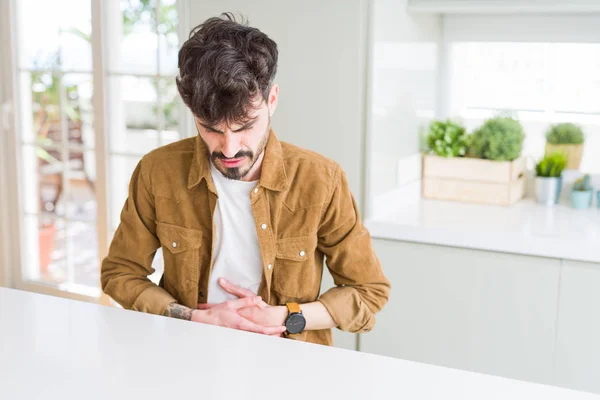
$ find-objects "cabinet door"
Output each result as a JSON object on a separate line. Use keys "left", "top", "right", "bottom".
{"left": 362, "top": 239, "right": 560, "bottom": 385}
{"left": 555, "top": 260, "right": 600, "bottom": 394}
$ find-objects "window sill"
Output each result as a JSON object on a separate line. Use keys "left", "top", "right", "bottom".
{"left": 365, "top": 182, "right": 600, "bottom": 263}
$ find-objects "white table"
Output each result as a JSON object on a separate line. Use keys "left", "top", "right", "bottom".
{"left": 0, "top": 287, "right": 598, "bottom": 400}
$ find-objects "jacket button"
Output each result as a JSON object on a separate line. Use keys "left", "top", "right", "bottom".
{"left": 267, "top": 264, "right": 272, "bottom": 270}
{"left": 299, "top": 250, "right": 305, "bottom": 257}
{"left": 260, "top": 224, "right": 267, "bottom": 230}
{"left": 172, "top": 241, "right": 178, "bottom": 248}
{"left": 199, "top": 292, "right": 204, "bottom": 298}
{"left": 253, "top": 188, "right": 259, "bottom": 194}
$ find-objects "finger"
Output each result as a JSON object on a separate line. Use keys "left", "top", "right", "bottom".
{"left": 197, "top": 303, "right": 216, "bottom": 310}
{"left": 219, "top": 278, "right": 256, "bottom": 298}
{"left": 227, "top": 296, "right": 262, "bottom": 310}
{"left": 237, "top": 318, "right": 288, "bottom": 335}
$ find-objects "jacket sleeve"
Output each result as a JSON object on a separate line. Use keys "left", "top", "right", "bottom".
{"left": 101, "top": 157, "right": 176, "bottom": 315}
{"left": 316, "top": 166, "right": 391, "bottom": 333}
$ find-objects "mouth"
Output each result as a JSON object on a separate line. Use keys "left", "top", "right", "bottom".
{"left": 219, "top": 157, "right": 245, "bottom": 168}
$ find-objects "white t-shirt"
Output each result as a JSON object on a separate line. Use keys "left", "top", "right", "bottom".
{"left": 207, "top": 164, "right": 263, "bottom": 304}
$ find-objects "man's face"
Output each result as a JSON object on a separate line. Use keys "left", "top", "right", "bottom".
{"left": 195, "top": 85, "right": 278, "bottom": 181}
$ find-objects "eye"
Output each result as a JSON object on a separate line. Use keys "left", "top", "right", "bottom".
{"left": 235, "top": 125, "right": 253, "bottom": 132}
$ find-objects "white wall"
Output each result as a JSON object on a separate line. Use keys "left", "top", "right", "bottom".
{"left": 188, "top": 0, "right": 369, "bottom": 205}
{"left": 366, "top": 0, "right": 441, "bottom": 216}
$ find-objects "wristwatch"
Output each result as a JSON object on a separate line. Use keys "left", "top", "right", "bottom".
{"left": 284, "top": 302, "right": 306, "bottom": 335}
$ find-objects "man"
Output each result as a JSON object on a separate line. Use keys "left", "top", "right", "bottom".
{"left": 101, "top": 13, "right": 390, "bottom": 346}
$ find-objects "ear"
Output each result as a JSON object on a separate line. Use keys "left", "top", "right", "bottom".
{"left": 267, "top": 83, "right": 279, "bottom": 117}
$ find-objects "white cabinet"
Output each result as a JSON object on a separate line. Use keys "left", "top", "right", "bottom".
{"left": 362, "top": 239, "right": 561, "bottom": 386}
{"left": 554, "top": 260, "right": 600, "bottom": 394}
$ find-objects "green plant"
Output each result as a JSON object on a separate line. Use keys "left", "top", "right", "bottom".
{"left": 573, "top": 174, "right": 593, "bottom": 191}
{"left": 546, "top": 123, "right": 585, "bottom": 145}
{"left": 426, "top": 119, "right": 468, "bottom": 157}
{"left": 469, "top": 117, "right": 525, "bottom": 161}
{"left": 535, "top": 152, "right": 568, "bottom": 178}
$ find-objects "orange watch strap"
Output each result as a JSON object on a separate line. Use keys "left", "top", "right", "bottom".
{"left": 285, "top": 302, "right": 301, "bottom": 314}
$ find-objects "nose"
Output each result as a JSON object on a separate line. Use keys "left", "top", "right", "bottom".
{"left": 221, "top": 132, "right": 241, "bottom": 158}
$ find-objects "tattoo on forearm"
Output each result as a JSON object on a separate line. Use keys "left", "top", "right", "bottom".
{"left": 164, "top": 302, "right": 193, "bottom": 321}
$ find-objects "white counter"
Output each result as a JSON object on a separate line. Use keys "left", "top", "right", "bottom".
{"left": 366, "top": 183, "right": 600, "bottom": 263}
{"left": 0, "top": 288, "right": 599, "bottom": 399}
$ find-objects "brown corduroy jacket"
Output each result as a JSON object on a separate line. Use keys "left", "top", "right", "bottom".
{"left": 101, "top": 130, "right": 390, "bottom": 345}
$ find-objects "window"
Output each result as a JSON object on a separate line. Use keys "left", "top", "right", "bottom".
{"left": 442, "top": 14, "right": 600, "bottom": 174}
{"left": 448, "top": 42, "right": 600, "bottom": 173}
{"left": 11, "top": 0, "right": 187, "bottom": 300}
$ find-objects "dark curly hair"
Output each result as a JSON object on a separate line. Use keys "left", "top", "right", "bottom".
{"left": 176, "top": 13, "right": 278, "bottom": 127}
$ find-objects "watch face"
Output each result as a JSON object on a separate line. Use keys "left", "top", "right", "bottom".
{"left": 285, "top": 313, "right": 306, "bottom": 334}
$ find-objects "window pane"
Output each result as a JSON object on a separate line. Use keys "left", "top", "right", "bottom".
{"left": 449, "top": 42, "right": 600, "bottom": 174}
{"left": 158, "top": 0, "right": 180, "bottom": 75}
{"left": 160, "top": 78, "right": 183, "bottom": 145}
{"left": 17, "top": 0, "right": 92, "bottom": 71}
{"left": 108, "top": 155, "right": 142, "bottom": 232}
{"left": 109, "top": 0, "right": 159, "bottom": 75}
{"left": 22, "top": 215, "right": 67, "bottom": 286}
{"left": 108, "top": 75, "right": 160, "bottom": 155}
{"left": 450, "top": 42, "right": 548, "bottom": 112}
{"left": 64, "top": 73, "right": 95, "bottom": 148}
{"left": 21, "top": 71, "right": 62, "bottom": 144}
{"left": 61, "top": 151, "right": 97, "bottom": 222}
{"left": 69, "top": 222, "right": 99, "bottom": 289}
{"left": 22, "top": 145, "right": 63, "bottom": 215}
{"left": 552, "top": 44, "right": 600, "bottom": 114}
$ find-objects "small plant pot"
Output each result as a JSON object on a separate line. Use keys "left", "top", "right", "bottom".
{"left": 571, "top": 190, "right": 593, "bottom": 209}
{"left": 535, "top": 176, "right": 562, "bottom": 206}
{"left": 545, "top": 143, "right": 583, "bottom": 170}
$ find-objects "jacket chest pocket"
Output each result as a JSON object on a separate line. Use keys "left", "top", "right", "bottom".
{"left": 156, "top": 222, "right": 203, "bottom": 290}
{"left": 272, "top": 236, "right": 320, "bottom": 300}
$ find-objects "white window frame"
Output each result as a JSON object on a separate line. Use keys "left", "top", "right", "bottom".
{"left": 0, "top": 0, "right": 191, "bottom": 303}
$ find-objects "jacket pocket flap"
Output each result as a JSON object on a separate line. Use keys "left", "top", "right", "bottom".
{"left": 156, "top": 222, "right": 203, "bottom": 254}
{"left": 275, "top": 236, "right": 317, "bottom": 261}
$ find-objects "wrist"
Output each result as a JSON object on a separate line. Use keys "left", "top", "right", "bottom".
{"left": 274, "top": 305, "right": 288, "bottom": 326}
{"left": 191, "top": 309, "right": 208, "bottom": 323}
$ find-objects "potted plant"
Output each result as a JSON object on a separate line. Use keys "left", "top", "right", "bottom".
{"left": 426, "top": 119, "right": 468, "bottom": 158}
{"left": 545, "top": 123, "right": 585, "bottom": 170}
{"left": 534, "top": 152, "right": 567, "bottom": 206}
{"left": 469, "top": 116, "right": 525, "bottom": 161}
{"left": 571, "top": 174, "right": 594, "bottom": 209}
{"left": 422, "top": 116, "right": 526, "bottom": 206}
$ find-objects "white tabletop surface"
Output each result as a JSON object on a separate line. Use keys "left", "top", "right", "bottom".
{"left": 0, "top": 288, "right": 599, "bottom": 400}
{"left": 366, "top": 183, "right": 600, "bottom": 263}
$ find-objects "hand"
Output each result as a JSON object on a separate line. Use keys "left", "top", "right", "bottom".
{"left": 217, "top": 277, "right": 269, "bottom": 308}
{"left": 191, "top": 296, "right": 287, "bottom": 336}
{"left": 217, "top": 278, "right": 287, "bottom": 331}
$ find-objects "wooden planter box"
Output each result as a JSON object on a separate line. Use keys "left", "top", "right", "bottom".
{"left": 422, "top": 155, "right": 526, "bottom": 206}
{"left": 545, "top": 143, "right": 583, "bottom": 170}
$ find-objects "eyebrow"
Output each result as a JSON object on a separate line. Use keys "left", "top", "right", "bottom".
{"left": 199, "top": 117, "right": 258, "bottom": 134}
